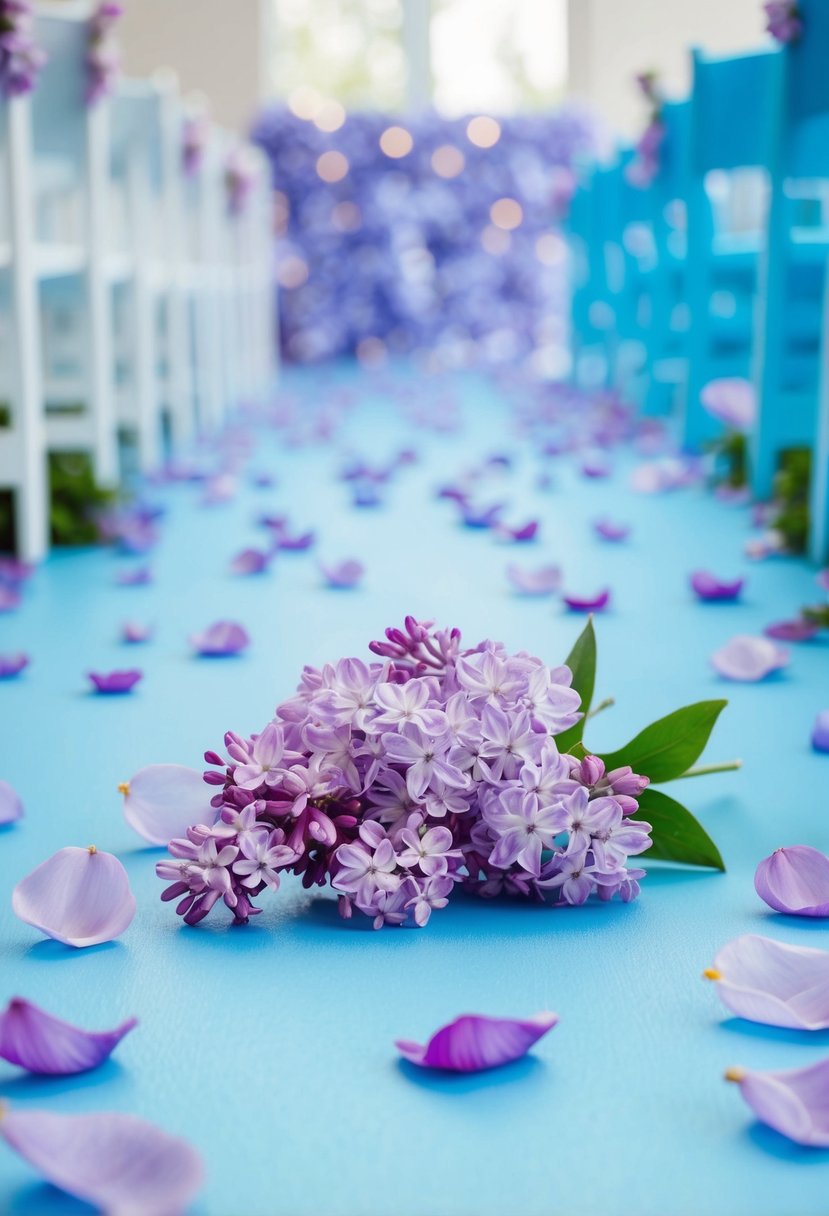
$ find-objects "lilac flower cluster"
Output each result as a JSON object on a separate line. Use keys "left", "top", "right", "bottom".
{"left": 251, "top": 106, "right": 600, "bottom": 364}
{"left": 764, "top": 1, "right": 802, "bottom": 43}
{"left": 626, "top": 72, "right": 665, "bottom": 189}
{"left": 158, "top": 619, "right": 652, "bottom": 929}
{"left": 0, "top": 0, "right": 44, "bottom": 98}
{"left": 85, "top": 1, "right": 122, "bottom": 105}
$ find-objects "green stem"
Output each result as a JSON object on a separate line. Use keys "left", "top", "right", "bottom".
{"left": 586, "top": 696, "right": 615, "bottom": 720}
{"left": 680, "top": 760, "right": 742, "bottom": 779}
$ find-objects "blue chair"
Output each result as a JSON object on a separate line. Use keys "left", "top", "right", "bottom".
{"left": 682, "top": 45, "right": 783, "bottom": 450}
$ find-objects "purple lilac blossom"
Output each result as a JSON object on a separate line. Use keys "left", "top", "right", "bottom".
{"left": 85, "top": 1, "right": 121, "bottom": 105}
{"left": 157, "top": 618, "right": 652, "bottom": 929}
{"left": 0, "top": 0, "right": 44, "bottom": 97}
{"left": 764, "top": 1, "right": 803, "bottom": 43}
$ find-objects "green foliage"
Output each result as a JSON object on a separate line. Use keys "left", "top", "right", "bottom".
{"left": 561, "top": 619, "right": 730, "bottom": 871}
{"left": 772, "top": 446, "right": 811, "bottom": 554}
{"left": 48, "top": 452, "right": 116, "bottom": 547}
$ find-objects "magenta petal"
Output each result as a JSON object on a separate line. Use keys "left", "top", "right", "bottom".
{"left": 710, "top": 635, "right": 788, "bottom": 681}
{"left": 395, "top": 1011, "right": 558, "bottom": 1072}
{"left": 813, "top": 711, "right": 829, "bottom": 753}
{"left": 690, "top": 570, "right": 745, "bottom": 601}
{"left": 120, "top": 621, "right": 153, "bottom": 644}
{"left": 765, "top": 619, "right": 819, "bottom": 642}
{"left": 563, "top": 589, "right": 610, "bottom": 612}
{"left": 278, "top": 529, "right": 315, "bottom": 551}
{"left": 12, "top": 846, "right": 137, "bottom": 947}
{"left": 88, "top": 670, "right": 143, "bottom": 694}
{"left": 0, "top": 998, "right": 137, "bottom": 1074}
{"left": 706, "top": 934, "right": 829, "bottom": 1029}
{"left": 122, "top": 764, "right": 218, "bottom": 845}
{"left": 190, "top": 620, "right": 250, "bottom": 656}
{"left": 0, "top": 652, "right": 29, "bottom": 678}
{"left": 506, "top": 564, "right": 561, "bottom": 595}
{"left": 755, "top": 846, "right": 829, "bottom": 917}
{"left": 0, "top": 779, "right": 23, "bottom": 825}
{"left": 230, "top": 547, "right": 270, "bottom": 576}
{"left": 0, "top": 1104, "right": 203, "bottom": 1211}
{"left": 727, "top": 1058, "right": 829, "bottom": 1146}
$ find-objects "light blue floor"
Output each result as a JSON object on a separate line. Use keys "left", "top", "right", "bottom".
{"left": 2, "top": 364, "right": 829, "bottom": 1216}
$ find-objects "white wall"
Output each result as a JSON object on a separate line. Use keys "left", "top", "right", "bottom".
{"left": 119, "top": 0, "right": 270, "bottom": 131}
{"left": 568, "top": 0, "right": 771, "bottom": 139}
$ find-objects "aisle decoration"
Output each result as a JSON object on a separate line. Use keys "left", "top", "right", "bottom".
{"left": 13, "top": 846, "right": 136, "bottom": 947}
{"left": 764, "top": 1, "right": 803, "bottom": 43}
{"left": 626, "top": 72, "right": 665, "bottom": 189}
{"left": 0, "top": 1104, "right": 204, "bottom": 1212}
{"left": 755, "top": 845, "right": 829, "bottom": 916}
{"left": 704, "top": 935, "right": 829, "bottom": 1029}
{"left": 156, "top": 617, "right": 730, "bottom": 930}
{"left": 0, "top": 0, "right": 44, "bottom": 97}
{"left": 396, "top": 1011, "right": 558, "bottom": 1072}
{"left": 0, "top": 998, "right": 137, "bottom": 1074}
{"left": 85, "top": 1, "right": 122, "bottom": 105}
{"left": 725, "top": 1059, "right": 829, "bottom": 1146}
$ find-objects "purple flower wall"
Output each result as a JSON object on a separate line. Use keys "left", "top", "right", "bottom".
{"left": 251, "top": 106, "right": 600, "bottom": 364}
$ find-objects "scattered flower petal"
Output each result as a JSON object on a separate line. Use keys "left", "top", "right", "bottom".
{"left": 506, "top": 564, "right": 561, "bottom": 595}
{"left": 765, "top": 619, "right": 819, "bottom": 643}
{"left": 88, "top": 670, "right": 143, "bottom": 694}
{"left": 396, "top": 1011, "right": 558, "bottom": 1072}
{"left": 0, "top": 586, "right": 21, "bottom": 612}
{"left": 700, "top": 377, "right": 756, "bottom": 431}
{"left": 495, "top": 520, "right": 539, "bottom": 543}
{"left": 121, "top": 764, "right": 218, "bottom": 845}
{"left": 691, "top": 571, "right": 744, "bottom": 602}
{"left": 813, "top": 712, "right": 829, "bottom": 754}
{"left": 593, "top": 518, "right": 629, "bottom": 542}
{"left": 0, "top": 1103, "right": 204, "bottom": 1211}
{"left": 563, "top": 589, "right": 610, "bottom": 612}
{"left": 704, "top": 934, "right": 829, "bottom": 1029}
{"left": 230, "top": 548, "right": 270, "bottom": 576}
{"left": 114, "top": 565, "right": 152, "bottom": 587}
{"left": 319, "top": 559, "right": 364, "bottom": 589}
{"left": 755, "top": 846, "right": 829, "bottom": 917}
{"left": 277, "top": 529, "right": 315, "bottom": 552}
{"left": 0, "top": 653, "right": 29, "bottom": 679}
{"left": 190, "top": 621, "right": 250, "bottom": 657}
{"left": 460, "top": 503, "right": 503, "bottom": 529}
{"left": 0, "top": 998, "right": 137, "bottom": 1074}
{"left": 711, "top": 635, "right": 788, "bottom": 681}
{"left": 12, "top": 846, "right": 137, "bottom": 947}
{"left": 0, "top": 779, "right": 23, "bottom": 825}
{"left": 725, "top": 1058, "right": 829, "bottom": 1146}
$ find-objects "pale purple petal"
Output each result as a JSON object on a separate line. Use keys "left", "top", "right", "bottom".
{"left": 122, "top": 764, "right": 218, "bottom": 845}
{"left": 563, "top": 589, "right": 610, "bottom": 612}
{"left": 278, "top": 529, "right": 315, "bottom": 551}
{"left": 813, "top": 712, "right": 829, "bottom": 753}
{"left": 0, "top": 586, "right": 22, "bottom": 612}
{"left": 0, "top": 653, "right": 29, "bottom": 678}
{"left": 705, "top": 934, "right": 829, "bottom": 1029}
{"left": 495, "top": 519, "right": 539, "bottom": 542}
{"left": 12, "top": 846, "right": 137, "bottom": 947}
{"left": 395, "top": 1011, "right": 558, "bottom": 1072}
{"left": 726, "top": 1058, "right": 829, "bottom": 1146}
{"left": 690, "top": 571, "right": 744, "bottom": 602}
{"left": 114, "top": 565, "right": 152, "bottom": 586}
{"left": 700, "top": 377, "right": 756, "bottom": 431}
{"left": 711, "top": 635, "right": 788, "bottom": 681}
{"left": 765, "top": 619, "right": 819, "bottom": 643}
{"left": 460, "top": 502, "right": 503, "bottom": 528}
{"left": 190, "top": 620, "right": 250, "bottom": 656}
{"left": 593, "top": 518, "right": 629, "bottom": 542}
{"left": 0, "top": 779, "right": 23, "bottom": 825}
{"left": 755, "top": 846, "right": 829, "bottom": 917}
{"left": 506, "top": 564, "right": 561, "bottom": 595}
{"left": 230, "top": 548, "right": 270, "bottom": 576}
{"left": 88, "top": 670, "right": 143, "bottom": 694}
{"left": 0, "top": 1105, "right": 204, "bottom": 1212}
{"left": 0, "top": 998, "right": 137, "bottom": 1073}
{"left": 320, "top": 559, "right": 364, "bottom": 588}
{"left": 120, "top": 622, "right": 153, "bottom": 644}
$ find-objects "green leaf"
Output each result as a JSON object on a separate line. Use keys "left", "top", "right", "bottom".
{"left": 555, "top": 617, "right": 597, "bottom": 751}
{"left": 598, "top": 700, "right": 727, "bottom": 782}
{"left": 634, "top": 787, "right": 725, "bottom": 871}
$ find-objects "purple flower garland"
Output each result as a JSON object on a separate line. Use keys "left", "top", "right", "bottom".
{"left": 0, "top": 0, "right": 44, "bottom": 98}
{"left": 157, "top": 617, "right": 653, "bottom": 930}
{"left": 85, "top": 1, "right": 122, "bottom": 106}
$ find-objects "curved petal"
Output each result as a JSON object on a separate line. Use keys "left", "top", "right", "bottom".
{"left": 0, "top": 1104, "right": 203, "bottom": 1213}
{"left": 230, "top": 548, "right": 269, "bottom": 576}
{"left": 0, "top": 653, "right": 29, "bottom": 678}
{"left": 765, "top": 618, "right": 819, "bottom": 642}
{"left": 0, "top": 998, "right": 137, "bottom": 1074}
{"left": 563, "top": 589, "right": 610, "bottom": 612}
{"left": 710, "top": 635, "right": 788, "bottom": 681}
{"left": 690, "top": 571, "right": 744, "bottom": 601}
{"left": 705, "top": 934, "right": 829, "bottom": 1029}
{"left": 812, "top": 712, "right": 829, "bottom": 753}
{"left": 320, "top": 559, "right": 364, "bottom": 588}
{"left": 88, "top": 670, "right": 143, "bottom": 694}
{"left": 593, "top": 519, "right": 629, "bottom": 542}
{"left": 0, "top": 779, "right": 23, "bottom": 825}
{"left": 12, "top": 847, "right": 137, "bottom": 947}
{"left": 395, "top": 1011, "right": 558, "bottom": 1072}
{"left": 726, "top": 1058, "right": 829, "bottom": 1146}
{"left": 190, "top": 621, "right": 250, "bottom": 657}
{"left": 122, "top": 764, "right": 217, "bottom": 845}
{"left": 506, "top": 564, "right": 561, "bottom": 595}
{"left": 755, "top": 846, "right": 829, "bottom": 917}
